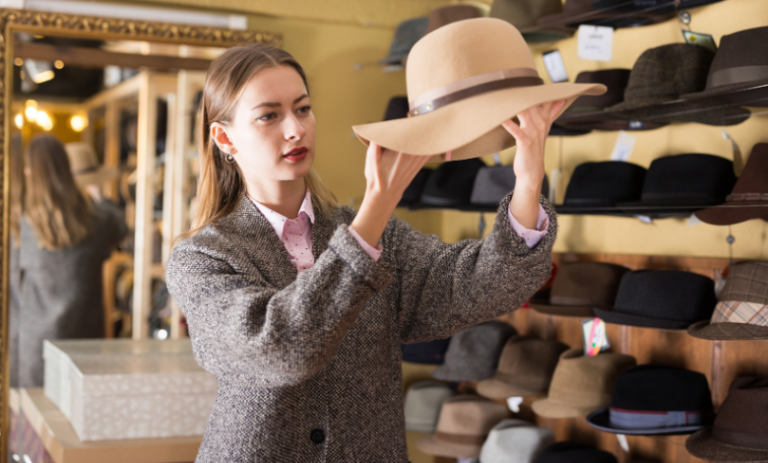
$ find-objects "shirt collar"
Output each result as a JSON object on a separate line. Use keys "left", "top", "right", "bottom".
{"left": 249, "top": 189, "right": 314, "bottom": 238}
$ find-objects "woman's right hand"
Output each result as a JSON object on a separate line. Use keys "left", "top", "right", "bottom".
{"left": 351, "top": 142, "right": 430, "bottom": 248}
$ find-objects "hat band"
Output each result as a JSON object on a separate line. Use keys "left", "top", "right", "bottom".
{"left": 727, "top": 192, "right": 768, "bottom": 202}
{"left": 434, "top": 431, "right": 486, "bottom": 446}
{"left": 707, "top": 65, "right": 768, "bottom": 90}
{"left": 609, "top": 407, "right": 710, "bottom": 430}
{"left": 73, "top": 165, "right": 99, "bottom": 176}
{"left": 712, "top": 426, "right": 768, "bottom": 450}
{"left": 408, "top": 67, "right": 543, "bottom": 117}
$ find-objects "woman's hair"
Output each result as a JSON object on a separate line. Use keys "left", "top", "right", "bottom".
{"left": 23, "top": 134, "right": 93, "bottom": 250}
{"left": 188, "top": 44, "right": 338, "bottom": 237}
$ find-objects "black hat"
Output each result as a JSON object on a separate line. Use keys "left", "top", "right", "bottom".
{"left": 402, "top": 338, "right": 451, "bottom": 365}
{"left": 594, "top": 270, "right": 717, "bottom": 330}
{"left": 383, "top": 96, "right": 409, "bottom": 121}
{"left": 591, "top": 0, "right": 724, "bottom": 14}
{"left": 469, "top": 166, "right": 549, "bottom": 209}
{"left": 587, "top": 364, "right": 714, "bottom": 435}
{"left": 617, "top": 154, "right": 737, "bottom": 217}
{"left": 419, "top": 158, "right": 486, "bottom": 208}
{"left": 399, "top": 168, "right": 432, "bottom": 208}
{"left": 535, "top": 441, "right": 618, "bottom": 463}
{"left": 556, "top": 161, "right": 647, "bottom": 215}
{"left": 549, "top": 125, "right": 591, "bottom": 136}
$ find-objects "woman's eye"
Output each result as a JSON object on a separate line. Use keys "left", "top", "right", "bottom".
{"left": 297, "top": 105, "right": 311, "bottom": 114}
{"left": 258, "top": 112, "right": 277, "bottom": 121}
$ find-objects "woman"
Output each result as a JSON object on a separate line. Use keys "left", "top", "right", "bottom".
{"left": 17, "top": 135, "right": 126, "bottom": 387}
{"left": 166, "top": 44, "right": 561, "bottom": 461}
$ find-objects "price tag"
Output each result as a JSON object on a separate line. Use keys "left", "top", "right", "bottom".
{"left": 577, "top": 25, "right": 614, "bottom": 62}
{"left": 616, "top": 433, "right": 630, "bottom": 453}
{"left": 610, "top": 131, "right": 636, "bottom": 162}
{"left": 582, "top": 317, "right": 610, "bottom": 356}
{"left": 507, "top": 396, "right": 524, "bottom": 413}
{"left": 543, "top": 49, "right": 569, "bottom": 83}
{"left": 549, "top": 168, "right": 562, "bottom": 204}
{"left": 688, "top": 214, "right": 703, "bottom": 226}
{"left": 635, "top": 215, "right": 653, "bottom": 224}
{"left": 682, "top": 30, "right": 717, "bottom": 52}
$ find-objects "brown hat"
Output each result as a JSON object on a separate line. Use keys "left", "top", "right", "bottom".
{"left": 686, "top": 377, "right": 768, "bottom": 462}
{"left": 695, "top": 144, "right": 768, "bottom": 225}
{"left": 532, "top": 349, "right": 637, "bottom": 418}
{"left": 688, "top": 261, "right": 768, "bottom": 341}
{"left": 65, "top": 142, "right": 120, "bottom": 187}
{"left": 417, "top": 395, "right": 509, "bottom": 458}
{"left": 490, "top": 0, "right": 571, "bottom": 43}
{"left": 476, "top": 336, "right": 570, "bottom": 399}
{"left": 535, "top": 0, "right": 674, "bottom": 31}
{"left": 352, "top": 18, "right": 605, "bottom": 162}
{"left": 426, "top": 5, "right": 482, "bottom": 34}
{"left": 529, "top": 262, "right": 630, "bottom": 317}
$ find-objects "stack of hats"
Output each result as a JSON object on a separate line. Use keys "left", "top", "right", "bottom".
{"left": 404, "top": 381, "right": 454, "bottom": 433}
{"left": 594, "top": 270, "right": 717, "bottom": 330}
{"left": 555, "top": 161, "right": 647, "bottom": 216}
{"left": 532, "top": 349, "right": 636, "bottom": 418}
{"left": 535, "top": 442, "right": 619, "bottom": 463}
{"left": 432, "top": 321, "right": 516, "bottom": 382}
{"left": 688, "top": 261, "right": 768, "bottom": 341}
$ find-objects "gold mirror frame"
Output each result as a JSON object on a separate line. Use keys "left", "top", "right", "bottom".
{"left": 0, "top": 8, "right": 280, "bottom": 459}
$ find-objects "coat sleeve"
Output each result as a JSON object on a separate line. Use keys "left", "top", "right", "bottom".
{"left": 165, "top": 225, "right": 393, "bottom": 388}
{"left": 390, "top": 192, "right": 557, "bottom": 344}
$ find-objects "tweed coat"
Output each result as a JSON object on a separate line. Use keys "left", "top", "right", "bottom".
{"left": 165, "top": 192, "right": 557, "bottom": 462}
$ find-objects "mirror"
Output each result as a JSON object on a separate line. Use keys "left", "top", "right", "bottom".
{"left": 1, "top": 9, "right": 278, "bottom": 460}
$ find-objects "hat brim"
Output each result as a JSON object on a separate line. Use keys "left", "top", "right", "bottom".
{"left": 607, "top": 100, "right": 751, "bottom": 126}
{"left": 586, "top": 408, "right": 706, "bottom": 436}
{"left": 686, "top": 428, "right": 768, "bottom": 462}
{"left": 532, "top": 397, "right": 602, "bottom": 418}
{"left": 687, "top": 319, "right": 768, "bottom": 340}
{"left": 681, "top": 81, "right": 768, "bottom": 106}
{"left": 555, "top": 205, "right": 639, "bottom": 217}
{"left": 528, "top": 302, "right": 596, "bottom": 318}
{"left": 417, "top": 435, "right": 483, "bottom": 458}
{"left": 476, "top": 377, "right": 546, "bottom": 399}
{"left": 556, "top": 109, "right": 668, "bottom": 131}
{"left": 431, "top": 365, "right": 491, "bottom": 382}
{"left": 616, "top": 198, "right": 726, "bottom": 217}
{"left": 594, "top": 308, "right": 703, "bottom": 330}
{"left": 352, "top": 82, "right": 605, "bottom": 161}
{"left": 405, "top": 420, "right": 438, "bottom": 433}
{"left": 695, "top": 202, "right": 768, "bottom": 225}
{"left": 74, "top": 166, "right": 121, "bottom": 187}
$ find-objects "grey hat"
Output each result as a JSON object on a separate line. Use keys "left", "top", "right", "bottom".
{"left": 432, "top": 321, "right": 517, "bottom": 382}
{"left": 404, "top": 381, "right": 455, "bottom": 433}
{"left": 479, "top": 419, "right": 555, "bottom": 463}
{"left": 379, "top": 17, "right": 429, "bottom": 66}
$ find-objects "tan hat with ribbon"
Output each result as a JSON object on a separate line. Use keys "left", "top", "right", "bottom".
{"left": 65, "top": 142, "right": 120, "bottom": 187}
{"left": 352, "top": 18, "right": 606, "bottom": 162}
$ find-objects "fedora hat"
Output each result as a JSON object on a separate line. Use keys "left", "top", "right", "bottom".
{"left": 383, "top": 96, "right": 408, "bottom": 121}
{"left": 404, "top": 381, "right": 455, "bottom": 433}
{"left": 530, "top": 262, "right": 630, "bottom": 317}
{"left": 555, "top": 161, "right": 647, "bottom": 215}
{"left": 418, "top": 158, "right": 486, "bottom": 208}
{"left": 686, "top": 377, "right": 768, "bottom": 462}
{"left": 468, "top": 166, "right": 549, "bottom": 210}
{"left": 688, "top": 262, "right": 768, "bottom": 341}
{"left": 490, "top": 0, "right": 571, "bottom": 42}
{"left": 417, "top": 395, "right": 509, "bottom": 458}
{"left": 431, "top": 320, "right": 517, "bottom": 382}
{"left": 695, "top": 144, "right": 768, "bottom": 225}
{"left": 535, "top": 441, "right": 619, "bottom": 463}
{"left": 476, "top": 336, "right": 570, "bottom": 399}
{"left": 617, "top": 154, "right": 737, "bottom": 217}
{"left": 479, "top": 419, "right": 555, "bottom": 463}
{"left": 378, "top": 17, "right": 428, "bottom": 66}
{"left": 532, "top": 349, "right": 636, "bottom": 418}
{"left": 536, "top": 0, "right": 674, "bottom": 31}
{"left": 399, "top": 168, "right": 432, "bottom": 208}
{"left": 426, "top": 5, "right": 482, "bottom": 34}
{"left": 353, "top": 18, "right": 605, "bottom": 162}
{"left": 586, "top": 365, "right": 714, "bottom": 435}
{"left": 594, "top": 270, "right": 717, "bottom": 330}
{"left": 607, "top": 44, "right": 751, "bottom": 126}
{"left": 402, "top": 337, "right": 451, "bottom": 364}
{"left": 65, "top": 142, "right": 120, "bottom": 187}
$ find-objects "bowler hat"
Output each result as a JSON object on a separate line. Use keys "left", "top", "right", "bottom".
{"left": 65, "top": 142, "right": 120, "bottom": 187}
{"left": 555, "top": 161, "right": 647, "bottom": 215}
{"left": 417, "top": 395, "right": 509, "bottom": 458}
{"left": 536, "top": 0, "right": 674, "bottom": 31}
{"left": 594, "top": 270, "right": 717, "bottom": 330}
{"left": 404, "top": 381, "right": 455, "bottom": 433}
{"left": 532, "top": 349, "right": 636, "bottom": 418}
{"left": 586, "top": 365, "right": 714, "bottom": 435}
{"left": 378, "top": 17, "right": 428, "bottom": 66}
{"left": 479, "top": 419, "right": 555, "bottom": 463}
{"left": 688, "top": 262, "right": 768, "bottom": 341}
{"left": 419, "top": 158, "right": 486, "bottom": 208}
{"left": 686, "top": 377, "right": 768, "bottom": 462}
{"left": 468, "top": 166, "right": 549, "bottom": 209}
{"left": 476, "top": 336, "right": 570, "bottom": 398}
{"left": 432, "top": 321, "right": 517, "bottom": 382}
{"left": 353, "top": 18, "right": 605, "bottom": 161}
{"left": 535, "top": 441, "right": 619, "bottom": 463}
{"left": 490, "top": 0, "right": 571, "bottom": 42}
{"left": 530, "top": 262, "right": 630, "bottom": 317}
{"left": 607, "top": 44, "right": 751, "bottom": 126}
{"left": 402, "top": 337, "right": 451, "bottom": 364}
{"left": 695, "top": 144, "right": 768, "bottom": 225}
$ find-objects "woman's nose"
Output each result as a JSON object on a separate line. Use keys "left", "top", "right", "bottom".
{"left": 284, "top": 113, "right": 306, "bottom": 141}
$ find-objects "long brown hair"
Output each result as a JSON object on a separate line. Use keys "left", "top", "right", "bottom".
{"left": 23, "top": 134, "right": 93, "bottom": 250}
{"left": 188, "top": 44, "right": 338, "bottom": 237}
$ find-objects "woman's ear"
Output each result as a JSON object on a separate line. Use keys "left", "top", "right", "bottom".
{"left": 210, "top": 122, "right": 237, "bottom": 154}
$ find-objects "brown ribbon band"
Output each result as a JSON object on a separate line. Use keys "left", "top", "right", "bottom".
{"left": 712, "top": 426, "right": 768, "bottom": 451}
{"left": 434, "top": 431, "right": 487, "bottom": 446}
{"left": 727, "top": 192, "right": 768, "bottom": 202}
{"left": 73, "top": 165, "right": 99, "bottom": 176}
{"left": 408, "top": 68, "right": 543, "bottom": 118}
{"left": 707, "top": 65, "right": 768, "bottom": 90}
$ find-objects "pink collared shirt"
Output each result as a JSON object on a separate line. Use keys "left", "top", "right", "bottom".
{"left": 250, "top": 190, "right": 548, "bottom": 273}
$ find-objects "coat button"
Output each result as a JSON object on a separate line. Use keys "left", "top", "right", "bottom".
{"left": 310, "top": 429, "right": 325, "bottom": 444}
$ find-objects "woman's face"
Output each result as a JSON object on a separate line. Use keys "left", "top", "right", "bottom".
{"left": 214, "top": 65, "right": 315, "bottom": 187}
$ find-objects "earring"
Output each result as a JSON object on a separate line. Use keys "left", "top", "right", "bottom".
{"left": 225, "top": 153, "right": 235, "bottom": 164}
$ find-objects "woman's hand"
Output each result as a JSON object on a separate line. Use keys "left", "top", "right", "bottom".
{"left": 502, "top": 99, "right": 567, "bottom": 229}
{"left": 351, "top": 142, "right": 430, "bottom": 247}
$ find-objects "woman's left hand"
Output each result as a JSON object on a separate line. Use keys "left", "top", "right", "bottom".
{"left": 502, "top": 99, "right": 567, "bottom": 229}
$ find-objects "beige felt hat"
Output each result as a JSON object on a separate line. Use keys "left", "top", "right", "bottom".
{"left": 65, "top": 142, "right": 120, "bottom": 187}
{"left": 352, "top": 17, "right": 605, "bottom": 162}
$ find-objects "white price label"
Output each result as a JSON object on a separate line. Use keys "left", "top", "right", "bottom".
{"left": 616, "top": 433, "right": 630, "bottom": 453}
{"left": 577, "top": 25, "right": 614, "bottom": 62}
{"left": 610, "top": 131, "right": 636, "bottom": 162}
{"left": 507, "top": 396, "right": 524, "bottom": 413}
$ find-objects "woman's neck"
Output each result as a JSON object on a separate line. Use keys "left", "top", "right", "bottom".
{"left": 246, "top": 177, "right": 307, "bottom": 220}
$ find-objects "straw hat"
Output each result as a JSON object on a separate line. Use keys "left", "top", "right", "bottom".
{"left": 352, "top": 18, "right": 605, "bottom": 162}
{"left": 65, "top": 142, "right": 120, "bottom": 187}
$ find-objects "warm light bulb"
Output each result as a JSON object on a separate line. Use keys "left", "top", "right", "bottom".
{"left": 70, "top": 114, "right": 87, "bottom": 132}
{"left": 32, "top": 70, "right": 54, "bottom": 84}
{"left": 13, "top": 113, "right": 23, "bottom": 129}
{"left": 35, "top": 110, "right": 54, "bottom": 131}
{"left": 54, "top": 60, "right": 64, "bottom": 69}
{"left": 24, "top": 105, "right": 37, "bottom": 122}
{"left": 14, "top": 57, "right": 23, "bottom": 66}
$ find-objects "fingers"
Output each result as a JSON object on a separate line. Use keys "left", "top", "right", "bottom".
{"left": 502, "top": 118, "right": 523, "bottom": 139}
{"left": 549, "top": 99, "right": 567, "bottom": 120}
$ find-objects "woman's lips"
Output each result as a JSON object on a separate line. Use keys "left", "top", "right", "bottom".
{"left": 283, "top": 147, "right": 308, "bottom": 162}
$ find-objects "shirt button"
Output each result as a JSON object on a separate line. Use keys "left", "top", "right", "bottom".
{"left": 310, "top": 429, "right": 325, "bottom": 444}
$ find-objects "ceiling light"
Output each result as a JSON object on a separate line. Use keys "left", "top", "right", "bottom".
{"left": 25, "top": 59, "right": 54, "bottom": 84}
{"left": 14, "top": 113, "right": 23, "bottom": 129}
{"left": 14, "top": 57, "right": 23, "bottom": 66}
{"left": 54, "top": 60, "right": 64, "bottom": 69}
{"left": 24, "top": 100, "right": 38, "bottom": 122}
{"left": 70, "top": 114, "right": 87, "bottom": 132}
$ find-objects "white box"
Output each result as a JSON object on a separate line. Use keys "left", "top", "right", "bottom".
{"left": 43, "top": 339, "right": 217, "bottom": 441}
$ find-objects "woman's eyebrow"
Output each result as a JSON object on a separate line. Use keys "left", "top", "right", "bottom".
{"left": 252, "top": 94, "right": 309, "bottom": 110}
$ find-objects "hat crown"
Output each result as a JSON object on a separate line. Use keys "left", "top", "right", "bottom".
{"left": 732, "top": 144, "right": 768, "bottom": 195}
{"left": 547, "top": 349, "right": 636, "bottom": 407}
{"left": 640, "top": 154, "right": 736, "bottom": 201}
{"left": 571, "top": 69, "right": 632, "bottom": 109}
{"left": 719, "top": 262, "right": 768, "bottom": 305}
{"left": 495, "top": 337, "right": 569, "bottom": 388}
{"left": 65, "top": 142, "right": 99, "bottom": 172}
{"left": 550, "top": 262, "right": 630, "bottom": 307}
{"left": 490, "top": 0, "right": 563, "bottom": 29}
{"left": 613, "top": 270, "right": 717, "bottom": 322}
{"left": 480, "top": 419, "right": 554, "bottom": 461}
{"left": 708, "top": 26, "right": 768, "bottom": 76}
{"left": 564, "top": 161, "right": 647, "bottom": 206}
{"left": 610, "top": 364, "right": 713, "bottom": 413}
{"left": 712, "top": 377, "right": 768, "bottom": 447}
{"left": 404, "top": 381, "right": 454, "bottom": 431}
{"left": 406, "top": 18, "right": 536, "bottom": 103}
{"left": 433, "top": 320, "right": 516, "bottom": 381}
{"left": 535, "top": 441, "right": 619, "bottom": 463}
{"left": 434, "top": 395, "right": 509, "bottom": 437}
